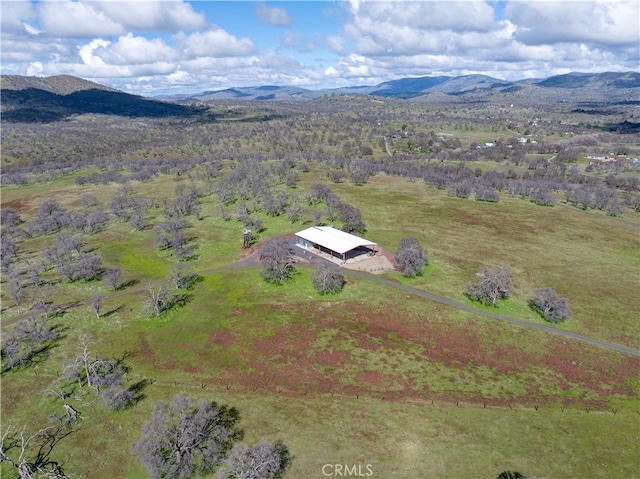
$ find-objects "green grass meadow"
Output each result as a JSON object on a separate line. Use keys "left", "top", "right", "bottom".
{"left": 2, "top": 167, "right": 639, "bottom": 479}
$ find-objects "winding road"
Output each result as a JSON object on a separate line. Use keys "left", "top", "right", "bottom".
{"left": 343, "top": 269, "right": 640, "bottom": 357}
{"left": 5, "top": 251, "right": 639, "bottom": 358}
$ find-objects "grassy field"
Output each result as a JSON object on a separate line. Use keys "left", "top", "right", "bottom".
{"left": 2, "top": 162, "right": 639, "bottom": 478}
{"left": 2, "top": 268, "right": 638, "bottom": 478}
{"left": 307, "top": 171, "right": 640, "bottom": 347}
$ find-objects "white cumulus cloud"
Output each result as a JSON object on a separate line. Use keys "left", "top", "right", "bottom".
{"left": 91, "top": 0, "right": 206, "bottom": 32}
{"left": 175, "top": 28, "right": 256, "bottom": 58}
{"left": 37, "top": 1, "right": 125, "bottom": 37}
{"left": 506, "top": 0, "right": 640, "bottom": 47}
{"left": 93, "top": 34, "right": 176, "bottom": 66}
{"left": 256, "top": 3, "right": 291, "bottom": 27}
{"left": 0, "top": 0, "right": 36, "bottom": 35}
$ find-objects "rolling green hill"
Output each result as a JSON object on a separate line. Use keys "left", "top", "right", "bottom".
{"left": 0, "top": 75, "right": 206, "bottom": 122}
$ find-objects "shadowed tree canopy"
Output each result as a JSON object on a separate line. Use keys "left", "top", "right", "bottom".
{"left": 1, "top": 84, "right": 206, "bottom": 123}
{"left": 130, "top": 393, "right": 244, "bottom": 479}
{"left": 311, "top": 263, "right": 345, "bottom": 295}
{"left": 529, "top": 287, "right": 572, "bottom": 323}
{"left": 496, "top": 472, "right": 527, "bottom": 479}
{"left": 259, "top": 237, "right": 295, "bottom": 284}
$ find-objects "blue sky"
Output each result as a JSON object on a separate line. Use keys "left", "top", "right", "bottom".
{"left": 1, "top": 1, "right": 638, "bottom": 96}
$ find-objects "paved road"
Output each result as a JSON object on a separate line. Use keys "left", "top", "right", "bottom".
{"left": 5, "top": 251, "right": 639, "bottom": 358}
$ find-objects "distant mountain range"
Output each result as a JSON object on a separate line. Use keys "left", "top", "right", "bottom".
{"left": 159, "top": 71, "right": 640, "bottom": 103}
{"left": 1, "top": 72, "right": 638, "bottom": 122}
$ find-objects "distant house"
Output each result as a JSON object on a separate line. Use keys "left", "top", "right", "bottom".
{"left": 295, "top": 226, "right": 377, "bottom": 264}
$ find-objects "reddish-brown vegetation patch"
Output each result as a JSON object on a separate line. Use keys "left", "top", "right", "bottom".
{"left": 138, "top": 299, "right": 638, "bottom": 409}
{"left": 1, "top": 198, "right": 30, "bottom": 214}
{"left": 540, "top": 339, "right": 639, "bottom": 397}
{"left": 137, "top": 332, "right": 154, "bottom": 362}
{"left": 313, "top": 349, "right": 350, "bottom": 366}
{"left": 205, "top": 330, "right": 235, "bottom": 347}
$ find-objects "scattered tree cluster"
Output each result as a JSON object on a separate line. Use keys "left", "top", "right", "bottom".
{"left": 1, "top": 315, "right": 57, "bottom": 372}
{"left": 154, "top": 219, "right": 195, "bottom": 261}
{"left": 130, "top": 393, "right": 291, "bottom": 479}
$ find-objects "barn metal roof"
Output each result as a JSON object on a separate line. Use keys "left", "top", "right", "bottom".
{"left": 295, "top": 226, "right": 376, "bottom": 255}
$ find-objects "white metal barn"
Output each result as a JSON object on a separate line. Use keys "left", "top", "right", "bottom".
{"left": 295, "top": 226, "right": 377, "bottom": 264}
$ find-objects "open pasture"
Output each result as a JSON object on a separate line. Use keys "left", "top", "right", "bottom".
{"left": 1, "top": 267, "right": 638, "bottom": 478}
{"left": 2, "top": 102, "right": 640, "bottom": 478}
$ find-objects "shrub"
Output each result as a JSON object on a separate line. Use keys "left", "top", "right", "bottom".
{"left": 529, "top": 287, "right": 572, "bottom": 323}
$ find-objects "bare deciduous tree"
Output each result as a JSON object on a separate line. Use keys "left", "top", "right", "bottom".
{"left": 217, "top": 439, "right": 292, "bottom": 479}
{"left": 144, "top": 285, "right": 170, "bottom": 318}
{"left": 259, "top": 238, "right": 295, "bottom": 284}
{"left": 350, "top": 170, "right": 369, "bottom": 185}
{"left": 466, "top": 264, "right": 514, "bottom": 307}
{"left": 103, "top": 266, "right": 124, "bottom": 290}
{"left": 0, "top": 208, "right": 22, "bottom": 227}
{"left": 130, "top": 393, "right": 244, "bottom": 479}
{"left": 6, "top": 266, "right": 24, "bottom": 307}
{"left": 1, "top": 237, "right": 17, "bottom": 268}
{"left": 60, "top": 339, "right": 133, "bottom": 410}
{"left": 58, "top": 253, "right": 102, "bottom": 282}
{"left": 170, "top": 264, "right": 199, "bottom": 290}
{"left": 395, "top": 237, "right": 428, "bottom": 277}
{"left": 529, "top": 287, "right": 572, "bottom": 323}
{"left": 1, "top": 315, "right": 56, "bottom": 371}
{"left": 143, "top": 284, "right": 185, "bottom": 318}
{"left": 90, "top": 294, "right": 103, "bottom": 319}
{"left": 311, "top": 263, "right": 345, "bottom": 295}
{"left": 1, "top": 410, "right": 80, "bottom": 479}
{"left": 339, "top": 203, "right": 366, "bottom": 233}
